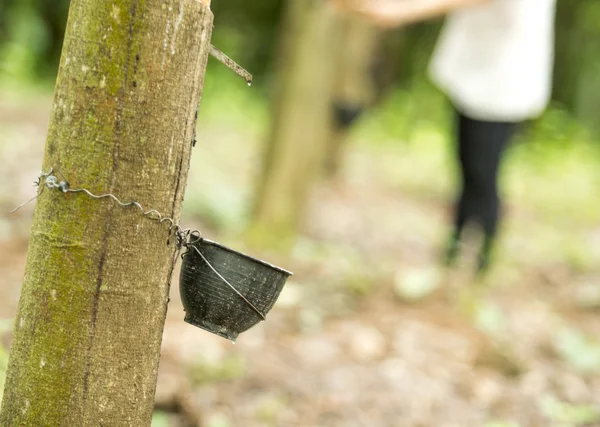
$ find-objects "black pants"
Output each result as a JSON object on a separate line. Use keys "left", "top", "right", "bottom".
{"left": 449, "top": 111, "right": 516, "bottom": 268}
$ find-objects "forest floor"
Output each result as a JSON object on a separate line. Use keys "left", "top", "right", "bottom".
{"left": 1, "top": 90, "right": 600, "bottom": 427}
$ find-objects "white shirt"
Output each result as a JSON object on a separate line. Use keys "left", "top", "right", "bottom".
{"left": 428, "top": 0, "right": 557, "bottom": 122}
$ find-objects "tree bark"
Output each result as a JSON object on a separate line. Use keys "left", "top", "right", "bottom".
{"left": 251, "top": 0, "right": 343, "bottom": 243}
{"left": 0, "top": 0, "right": 213, "bottom": 425}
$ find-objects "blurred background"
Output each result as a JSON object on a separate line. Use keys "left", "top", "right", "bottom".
{"left": 1, "top": 1, "right": 600, "bottom": 426}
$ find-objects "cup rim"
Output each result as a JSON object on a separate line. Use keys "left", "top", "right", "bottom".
{"left": 190, "top": 238, "right": 294, "bottom": 277}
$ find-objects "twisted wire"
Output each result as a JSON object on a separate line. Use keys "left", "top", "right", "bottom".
{"left": 11, "top": 169, "right": 266, "bottom": 319}
{"left": 8, "top": 169, "right": 52, "bottom": 214}
{"left": 66, "top": 187, "right": 189, "bottom": 244}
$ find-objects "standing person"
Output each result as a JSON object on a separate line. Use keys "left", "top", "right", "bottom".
{"left": 333, "top": 0, "right": 557, "bottom": 272}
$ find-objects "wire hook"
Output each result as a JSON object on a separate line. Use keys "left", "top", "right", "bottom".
{"left": 11, "top": 168, "right": 268, "bottom": 319}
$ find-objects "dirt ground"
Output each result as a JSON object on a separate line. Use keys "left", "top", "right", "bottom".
{"left": 1, "top": 94, "right": 600, "bottom": 427}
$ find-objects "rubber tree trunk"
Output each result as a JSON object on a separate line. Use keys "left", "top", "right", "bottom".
{"left": 250, "top": 0, "right": 343, "bottom": 244}
{"left": 324, "top": 16, "right": 379, "bottom": 176}
{"left": 0, "top": 0, "right": 213, "bottom": 425}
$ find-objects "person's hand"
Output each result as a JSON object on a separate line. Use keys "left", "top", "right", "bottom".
{"left": 330, "top": 0, "right": 407, "bottom": 29}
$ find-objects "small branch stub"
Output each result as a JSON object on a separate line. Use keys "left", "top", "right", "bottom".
{"left": 209, "top": 45, "right": 253, "bottom": 85}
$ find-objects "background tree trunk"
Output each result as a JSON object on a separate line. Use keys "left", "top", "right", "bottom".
{"left": 250, "top": 0, "right": 343, "bottom": 244}
{"left": 551, "top": 0, "right": 600, "bottom": 135}
{"left": 0, "top": 0, "right": 213, "bottom": 425}
{"left": 324, "top": 17, "right": 379, "bottom": 176}
{"left": 552, "top": 0, "right": 583, "bottom": 111}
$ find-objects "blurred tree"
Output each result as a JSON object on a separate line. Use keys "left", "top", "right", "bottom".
{"left": 570, "top": 1, "right": 600, "bottom": 134}
{"left": 250, "top": 0, "right": 344, "bottom": 243}
{"left": 0, "top": 0, "right": 213, "bottom": 425}
{"left": 551, "top": 0, "right": 600, "bottom": 134}
{"left": 249, "top": 7, "right": 445, "bottom": 242}
{"left": 324, "top": 20, "right": 445, "bottom": 175}
{"left": 0, "top": 0, "right": 7, "bottom": 42}
{"left": 553, "top": 0, "right": 584, "bottom": 111}
{"left": 324, "top": 17, "right": 379, "bottom": 176}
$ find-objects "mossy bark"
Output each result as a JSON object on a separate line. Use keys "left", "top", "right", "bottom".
{"left": 0, "top": 0, "right": 213, "bottom": 425}
{"left": 251, "top": 0, "right": 343, "bottom": 243}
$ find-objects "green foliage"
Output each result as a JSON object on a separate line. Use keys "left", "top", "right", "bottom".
{"left": 356, "top": 77, "right": 451, "bottom": 145}
{"left": 188, "top": 355, "right": 246, "bottom": 384}
{"left": 201, "top": 62, "right": 270, "bottom": 131}
{"left": 553, "top": 327, "right": 600, "bottom": 374}
{"left": 183, "top": 68, "right": 269, "bottom": 235}
{"left": 0, "top": 4, "right": 49, "bottom": 80}
{"left": 539, "top": 395, "right": 600, "bottom": 426}
{"left": 505, "top": 109, "right": 600, "bottom": 227}
{"left": 2, "top": 0, "right": 600, "bottom": 136}
{"left": 206, "top": 413, "right": 233, "bottom": 427}
{"left": 150, "top": 411, "right": 170, "bottom": 427}
{"left": 517, "top": 106, "right": 595, "bottom": 160}
{"left": 393, "top": 266, "right": 442, "bottom": 302}
{"left": 484, "top": 422, "right": 521, "bottom": 427}
{"left": 579, "top": 1, "right": 600, "bottom": 33}
{"left": 355, "top": 74, "right": 600, "bottom": 229}
{"left": 0, "top": 0, "right": 69, "bottom": 81}
{"left": 0, "top": 0, "right": 284, "bottom": 85}
{"left": 210, "top": 0, "right": 283, "bottom": 83}
{"left": 255, "top": 394, "right": 288, "bottom": 425}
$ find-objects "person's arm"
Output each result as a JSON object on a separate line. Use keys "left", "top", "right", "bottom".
{"left": 333, "top": 0, "right": 490, "bottom": 28}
